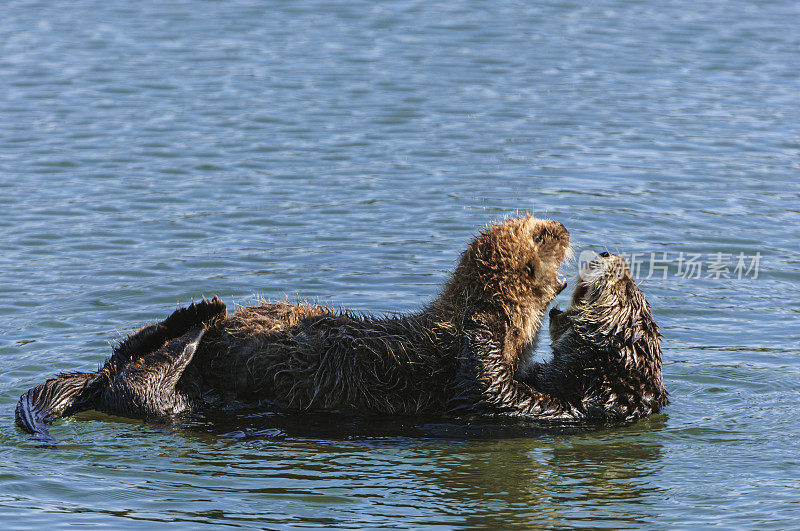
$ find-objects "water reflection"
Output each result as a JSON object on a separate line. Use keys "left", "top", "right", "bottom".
{"left": 424, "top": 421, "right": 665, "bottom": 528}
{"left": 166, "top": 410, "right": 667, "bottom": 528}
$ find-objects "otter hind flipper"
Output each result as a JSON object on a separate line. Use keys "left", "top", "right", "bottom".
{"left": 15, "top": 371, "right": 103, "bottom": 444}
{"left": 111, "top": 296, "right": 226, "bottom": 365}
{"left": 16, "top": 297, "right": 225, "bottom": 443}
{"left": 100, "top": 327, "right": 207, "bottom": 417}
{"left": 139, "top": 326, "right": 206, "bottom": 389}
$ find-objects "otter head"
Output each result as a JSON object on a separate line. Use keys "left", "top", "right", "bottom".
{"left": 444, "top": 215, "right": 570, "bottom": 350}
{"left": 548, "top": 252, "right": 667, "bottom": 418}
{"left": 466, "top": 215, "right": 570, "bottom": 303}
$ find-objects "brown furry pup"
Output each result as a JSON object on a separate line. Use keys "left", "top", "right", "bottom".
{"left": 526, "top": 252, "right": 668, "bottom": 420}
{"left": 17, "top": 216, "right": 576, "bottom": 442}
{"left": 193, "top": 215, "right": 571, "bottom": 416}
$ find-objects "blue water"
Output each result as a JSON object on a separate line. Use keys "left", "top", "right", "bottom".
{"left": 1, "top": 0, "right": 799, "bottom": 528}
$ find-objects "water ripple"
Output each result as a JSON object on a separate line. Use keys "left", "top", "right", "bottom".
{"left": 1, "top": 0, "right": 799, "bottom": 528}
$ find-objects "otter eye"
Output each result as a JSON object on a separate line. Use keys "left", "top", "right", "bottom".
{"left": 524, "top": 263, "right": 535, "bottom": 277}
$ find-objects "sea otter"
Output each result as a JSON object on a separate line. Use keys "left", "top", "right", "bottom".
{"left": 525, "top": 252, "right": 668, "bottom": 420}
{"left": 17, "top": 215, "right": 571, "bottom": 442}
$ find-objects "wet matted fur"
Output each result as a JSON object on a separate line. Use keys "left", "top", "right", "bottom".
{"left": 525, "top": 252, "right": 668, "bottom": 420}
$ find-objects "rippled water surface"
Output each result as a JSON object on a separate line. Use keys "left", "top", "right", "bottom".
{"left": 1, "top": 0, "right": 799, "bottom": 528}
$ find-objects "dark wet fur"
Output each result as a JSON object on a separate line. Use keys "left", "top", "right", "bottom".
{"left": 524, "top": 254, "right": 668, "bottom": 421}
{"left": 193, "top": 303, "right": 461, "bottom": 414}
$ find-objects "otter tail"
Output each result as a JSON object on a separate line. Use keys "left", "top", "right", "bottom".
{"left": 15, "top": 297, "right": 227, "bottom": 444}
{"left": 15, "top": 371, "right": 103, "bottom": 444}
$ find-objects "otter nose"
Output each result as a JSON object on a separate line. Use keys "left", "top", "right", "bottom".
{"left": 599, "top": 251, "right": 611, "bottom": 258}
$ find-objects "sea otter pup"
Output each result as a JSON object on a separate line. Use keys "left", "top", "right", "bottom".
{"left": 192, "top": 215, "right": 572, "bottom": 417}
{"left": 17, "top": 215, "right": 574, "bottom": 441}
{"left": 525, "top": 252, "right": 668, "bottom": 420}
